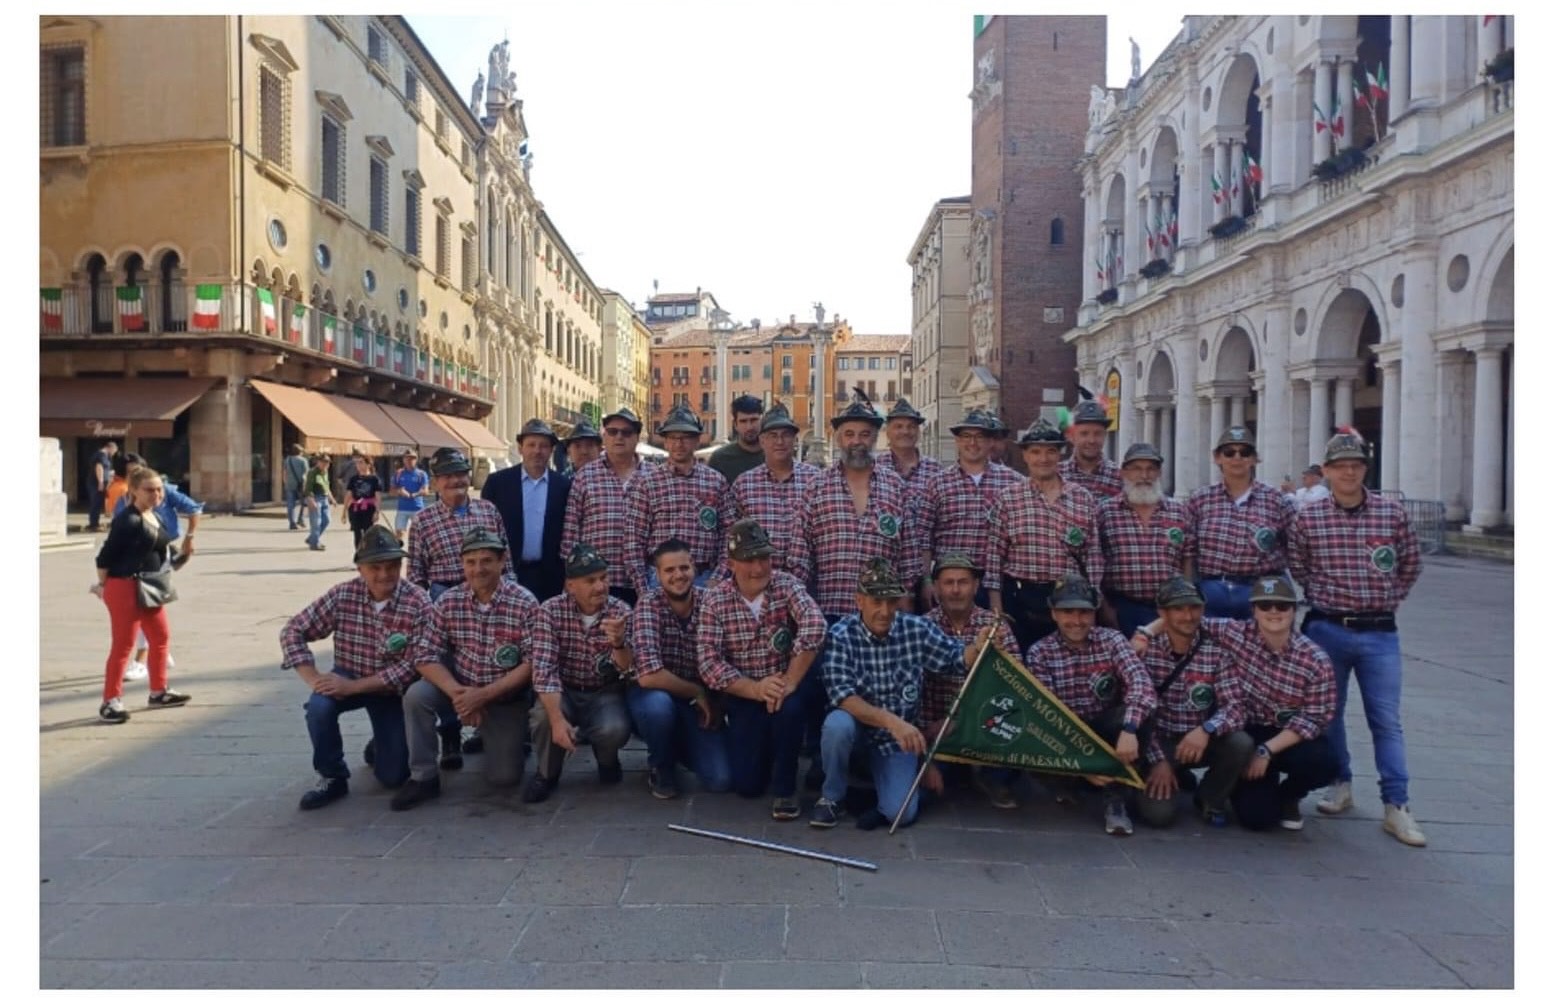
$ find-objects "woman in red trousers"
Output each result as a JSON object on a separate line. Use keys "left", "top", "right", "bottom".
{"left": 92, "top": 466, "right": 192, "bottom": 723}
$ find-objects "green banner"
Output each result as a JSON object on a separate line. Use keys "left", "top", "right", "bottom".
{"left": 933, "top": 643, "right": 1144, "bottom": 789}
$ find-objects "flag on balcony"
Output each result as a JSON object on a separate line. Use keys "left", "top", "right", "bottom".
{"left": 1095, "top": 252, "right": 1106, "bottom": 282}
{"left": 257, "top": 288, "right": 277, "bottom": 335}
{"left": 375, "top": 333, "right": 389, "bottom": 365}
{"left": 1143, "top": 218, "right": 1155, "bottom": 255}
{"left": 1168, "top": 210, "right": 1179, "bottom": 245}
{"left": 445, "top": 363, "right": 456, "bottom": 389}
{"left": 392, "top": 341, "right": 405, "bottom": 374}
{"left": 117, "top": 286, "right": 146, "bottom": 331}
{"left": 287, "top": 303, "right": 305, "bottom": 344}
{"left": 1211, "top": 170, "right": 1225, "bottom": 204}
{"left": 322, "top": 315, "right": 337, "bottom": 355}
{"left": 417, "top": 350, "right": 429, "bottom": 380}
{"left": 459, "top": 366, "right": 469, "bottom": 392}
{"left": 433, "top": 357, "right": 443, "bottom": 384}
{"left": 1351, "top": 75, "right": 1370, "bottom": 111}
{"left": 1330, "top": 99, "right": 1345, "bottom": 138}
{"left": 1243, "top": 149, "right": 1263, "bottom": 187}
{"left": 1367, "top": 64, "right": 1389, "bottom": 103}
{"left": 1154, "top": 206, "right": 1167, "bottom": 253}
{"left": 190, "top": 284, "right": 223, "bottom": 330}
{"left": 1313, "top": 100, "right": 1329, "bottom": 134}
{"left": 41, "top": 288, "right": 64, "bottom": 331}
{"left": 1229, "top": 168, "right": 1240, "bottom": 201}
{"left": 352, "top": 326, "right": 367, "bottom": 362}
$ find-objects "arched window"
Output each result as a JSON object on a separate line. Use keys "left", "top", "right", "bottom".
{"left": 1050, "top": 217, "right": 1065, "bottom": 245}
{"left": 158, "top": 251, "right": 186, "bottom": 331}
{"left": 85, "top": 253, "right": 111, "bottom": 333}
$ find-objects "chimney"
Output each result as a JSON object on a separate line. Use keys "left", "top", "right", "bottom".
{"left": 789, "top": 314, "right": 796, "bottom": 325}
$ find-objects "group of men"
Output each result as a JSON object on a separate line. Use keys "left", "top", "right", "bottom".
{"left": 280, "top": 390, "right": 1427, "bottom": 846}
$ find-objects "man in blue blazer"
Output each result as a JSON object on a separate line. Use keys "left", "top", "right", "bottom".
{"left": 481, "top": 419, "right": 572, "bottom": 605}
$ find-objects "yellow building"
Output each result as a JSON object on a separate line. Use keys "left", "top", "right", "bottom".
{"left": 600, "top": 290, "right": 650, "bottom": 416}
{"left": 533, "top": 211, "right": 605, "bottom": 433}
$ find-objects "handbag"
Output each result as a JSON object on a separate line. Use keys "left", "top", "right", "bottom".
{"left": 135, "top": 568, "right": 178, "bottom": 608}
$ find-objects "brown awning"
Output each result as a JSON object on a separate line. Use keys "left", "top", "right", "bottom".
{"left": 40, "top": 376, "right": 218, "bottom": 439}
{"left": 249, "top": 381, "right": 409, "bottom": 457}
{"left": 379, "top": 403, "right": 468, "bottom": 457}
{"left": 436, "top": 413, "right": 511, "bottom": 458}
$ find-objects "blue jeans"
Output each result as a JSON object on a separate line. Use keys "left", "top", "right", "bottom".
{"left": 1303, "top": 618, "right": 1409, "bottom": 805}
{"left": 305, "top": 498, "right": 331, "bottom": 548}
{"left": 1199, "top": 578, "right": 1253, "bottom": 620}
{"left": 625, "top": 686, "right": 733, "bottom": 792}
{"left": 1107, "top": 593, "right": 1159, "bottom": 637}
{"left": 820, "top": 711, "right": 923, "bottom": 826}
{"left": 283, "top": 487, "right": 301, "bottom": 528}
{"left": 724, "top": 687, "right": 809, "bottom": 798}
{"left": 304, "top": 683, "right": 409, "bottom": 787}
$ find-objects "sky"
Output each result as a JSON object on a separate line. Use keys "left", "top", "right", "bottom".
{"left": 410, "top": 6, "right": 1187, "bottom": 337}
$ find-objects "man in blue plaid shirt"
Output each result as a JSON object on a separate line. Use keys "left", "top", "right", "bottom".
{"left": 813, "top": 558, "right": 990, "bottom": 831}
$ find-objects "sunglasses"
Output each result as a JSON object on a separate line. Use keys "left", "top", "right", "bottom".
{"left": 604, "top": 427, "right": 638, "bottom": 437}
{"left": 1218, "top": 447, "right": 1256, "bottom": 459}
{"left": 1252, "top": 602, "right": 1294, "bottom": 612}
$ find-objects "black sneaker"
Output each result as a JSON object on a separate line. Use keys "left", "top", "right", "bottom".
{"left": 390, "top": 777, "right": 441, "bottom": 811}
{"left": 648, "top": 765, "right": 680, "bottom": 800}
{"left": 363, "top": 739, "right": 376, "bottom": 767}
{"left": 98, "top": 698, "right": 130, "bottom": 725}
{"left": 810, "top": 798, "right": 842, "bottom": 829}
{"left": 521, "top": 776, "right": 555, "bottom": 804}
{"left": 598, "top": 761, "right": 624, "bottom": 785}
{"left": 771, "top": 796, "right": 801, "bottom": 821}
{"left": 299, "top": 776, "right": 349, "bottom": 810}
{"left": 438, "top": 729, "right": 464, "bottom": 771}
{"left": 462, "top": 733, "right": 485, "bottom": 755}
{"left": 1280, "top": 798, "right": 1306, "bottom": 831}
{"left": 146, "top": 689, "right": 192, "bottom": 708}
{"left": 854, "top": 810, "right": 887, "bottom": 831}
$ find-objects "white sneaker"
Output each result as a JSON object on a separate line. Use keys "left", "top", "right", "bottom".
{"left": 1103, "top": 796, "right": 1134, "bottom": 836}
{"left": 1316, "top": 780, "right": 1354, "bottom": 815}
{"left": 1383, "top": 804, "right": 1428, "bottom": 847}
{"left": 124, "top": 661, "right": 148, "bottom": 681}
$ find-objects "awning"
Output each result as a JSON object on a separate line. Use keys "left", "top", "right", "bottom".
{"left": 249, "top": 381, "right": 409, "bottom": 457}
{"left": 40, "top": 376, "right": 218, "bottom": 439}
{"left": 380, "top": 403, "right": 467, "bottom": 457}
{"left": 436, "top": 413, "right": 511, "bottom": 459}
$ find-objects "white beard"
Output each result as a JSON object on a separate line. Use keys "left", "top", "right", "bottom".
{"left": 1124, "top": 481, "right": 1162, "bottom": 506}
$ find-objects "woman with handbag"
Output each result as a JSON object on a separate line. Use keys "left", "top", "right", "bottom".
{"left": 92, "top": 466, "right": 191, "bottom": 724}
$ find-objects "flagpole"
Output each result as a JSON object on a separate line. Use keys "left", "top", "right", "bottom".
{"left": 888, "top": 628, "right": 1000, "bottom": 836}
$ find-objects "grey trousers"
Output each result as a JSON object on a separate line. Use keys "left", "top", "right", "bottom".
{"left": 530, "top": 686, "right": 632, "bottom": 782}
{"left": 404, "top": 679, "right": 531, "bottom": 785}
{"left": 1136, "top": 729, "right": 1256, "bottom": 827}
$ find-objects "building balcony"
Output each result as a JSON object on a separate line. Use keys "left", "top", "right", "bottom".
{"left": 39, "top": 281, "right": 498, "bottom": 404}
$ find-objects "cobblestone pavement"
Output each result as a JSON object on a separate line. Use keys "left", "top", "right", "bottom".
{"left": 39, "top": 516, "right": 1512, "bottom": 988}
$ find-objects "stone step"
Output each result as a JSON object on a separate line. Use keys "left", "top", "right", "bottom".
{"left": 1443, "top": 526, "right": 1514, "bottom": 563}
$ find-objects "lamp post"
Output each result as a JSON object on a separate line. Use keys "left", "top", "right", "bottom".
{"left": 809, "top": 324, "right": 834, "bottom": 465}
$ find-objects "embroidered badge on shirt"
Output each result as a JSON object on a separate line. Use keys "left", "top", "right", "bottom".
{"left": 1252, "top": 526, "right": 1278, "bottom": 553}
{"left": 1065, "top": 525, "right": 1086, "bottom": 548}
{"left": 1090, "top": 671, "right": 1118, "bottom": 701}
{"left": 493, "top": 643, "right": 520, "bottom": 668}
{"left": 1275, "top": 707, "right": 1297, "bottom": 725}
{"left": 698, "top": 506, "right": 718, "bottom": 530}
{"left": 878, "top": 513, "right": 900, "bottom": 538}
{"left": 1370, "top": 544, "right": 1397, "bottom": 573}
{"left": 1188, "top": 682, "right": 1215, "bottom": 711}
{"left": 1167, "top": 527, "right": 1185, "bottom": 546}
{"left": 385, "top": 632, "right": 408, "bottom": 654}
{"left": 769, "top": 627, "right": 793, "bottom": 654}
{"left": 902, "top": 682, "right": 919, "bottom": 705}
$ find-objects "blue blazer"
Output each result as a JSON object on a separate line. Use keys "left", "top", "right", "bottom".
{"left": 481, "top": 466, "right": 571, "bottom": 602}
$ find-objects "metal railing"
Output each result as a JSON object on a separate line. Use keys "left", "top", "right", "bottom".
{"left": 1401, "top": 498, "right": 1447, "bottom": 555}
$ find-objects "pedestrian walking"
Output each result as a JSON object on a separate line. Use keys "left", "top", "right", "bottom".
{"left": 282, "top": 443, "right": 308, "bottom": 530}
{"left": 113, "top": 455, "right": 203, "bottom": 682}
{"left": 391, "top": 450, "right": 430, "bottom": 541}
{"left": 85, "top": 439, "right": 118, "bottom": 532}
{"left": 302, "top": 454, "right": 333, "bottom": 551}
{"left": 344, "top": 453, "right": 384, "bottom": 551}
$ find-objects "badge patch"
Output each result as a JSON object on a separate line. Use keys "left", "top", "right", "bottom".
{"left": 1253, "top": 526, "right": 1278, "bottom": 553}
{"left": 977, "top": 694, "right": 1022, "bottom": 744}
{"left": 384, "top": 632, "right": 408, "bottom": 654}
{"left": 769, "top": 627, "right": 793, "bottom": 654}
{"left": 493, "top": 643, "right": 520, "bottom": 668}
{"left": 902, "top": 682, "right": 919, "bottom": 705}
{"left": 595, "top": 653, "right": 624, "bottom": 681}
{"left": 1370, "top": 544, "right": 1397, "bottom": 573}
{"left": 1275, "top": 707, "right": 1297, "bottom": 725}
{"left": 1090, "top": 671, "right": 1118, "bottom": 701}
{"left": 1188, "top": 682, "right": 1215, "bottom": 711}
{"left": 877, "top": 513, "right": 900, "bottom": 538}
{"left": 697, "top": 506, "right": 718, "bottom": 530}
{"left": 1065, "top": 525, "right": 1086, "bottom": 548}
{"left": 1167, "top": 527, "right": 1185, "bottom": 547}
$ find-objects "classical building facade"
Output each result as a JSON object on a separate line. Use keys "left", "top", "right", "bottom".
{"left": 1067, "top": 15, "right": 1513, "bottom": 529}
{"left": 907, "top": 196, "right": 972, "bottom": 459}
{"left": 533, "top": 212, "right": 605, "bottom": 433}
{"left": 601, "top": 291, "right": 649, "bottom": 416}
{"left": 835, "top": 336, "right": 911, "bottom": 410}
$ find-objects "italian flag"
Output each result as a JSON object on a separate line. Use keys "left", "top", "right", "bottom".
{"left": 432, "top": 358, "right": 443, "bottom": 384}
{"left": 1367, "top": 64, "right": 1389, "bottom": 104}
{"left": 41, "top": 288, "right": 63, "bottom": 331}
{"left": 1154, "top": 207, "right": 1167, "bottom": 252}
{"left": 417, "top": 350, "right": 429, "bottom": 380}
{"left": 393, "top": 341, "right": 407, "bottom": 374}
{"left": 192, "top": 284, "right": 223, "bottom": 330}
{"left": 322, "top": 315, "right": 337, "bottom": 355}
{"left": 1330, "top": 100, "right": 1345, "bottom": 138}
{"left": 459, "top": 366, "right": 469, "bottom": 392}
{"left": 1143, "top": 218, "right": 1155, "bottom": 255}
{"left": 444, "top": 363, "right": 456, "bottom": 389}
{"left": 257, "top": 287, "right": 277, "bottom": 335}
{"left": 117, "top": 286, "right": 146, "bottom": 331}
{"left": 352, "top": 327, "right": 367, "bottom": 362}
{"left": 1211, "top": 171, "right": 1224, "bottom": 204}
{"left": 1095, "top": 253, "right": 1106, "bottom": 282}
{"left": 1243, "top": 149, "right": 1263, "bottom": 186}
{"left": 1313, "top": 100, "right": 1329, "bottom": 133}
{"left": 287, "top": 302, "right": 305, "bottom": 344}
{"left": 1352, "top": 75, "right": 1370, "bottom": 110}
{"left": 1168, "top": 211, "right": 1179, "bottom": 243}
{"left": 374, "top": 333, "right": 389, "bottom": 364}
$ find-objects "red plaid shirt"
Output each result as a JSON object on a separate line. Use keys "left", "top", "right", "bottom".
{"left": 561, "top": 457, "right": 642, "bottom": 591}
{"left": 531, "top": 594, "right": 635, "bottom": 694}
{"left": 1097, "top": 495, "right": 1196, "bottom": 600}
{"left": 985, "top": 481, "right": 1104, "bottom": 590}
{"left": 1024, "top": 626, "right": 1156, "bottom": 727}
{"left": 413, "top": 579, "right": 541, "bottom": 689}
{"left": 875, "top": 451, "right": 941, "bottom": 489}
{"left": 1186, "top": 481, "right": 1294, "bottom": 577}
{"left": 1288, "top": 493, "right": 1422, "bottom": 613}
{"left": 921, "top": 606, "right": 1020, "bottom": 726}
{"left": 1200, "top": 618, "right": 1336, "bottom": 740}
{"left": 622, "top": 462, "right": 736, "bottom": 592}
{"left": 1059, "top": 457, "right": 1124, "bottom": 500}
{"left": 733, "top": 461, "right": 821, "bottom": 572}
{"left": 630, "top": 586, "right": 704, "bottom": 684}
{"left": 696, "top": 571, "right": 826, "bottom": 690}
{"left": 280, "top": 577, "right": 431, "bottom": 693}
{"left": 787, "top": 464, "right": 923, "bottom": 616}
{"left": 1138, "top": 630, "right": 1244, "bottom": 764}
{"left": 920, "top": 462, "right": 1024, "bottom": 571}
{"left": 407, "top": 498, "right": 510, "bottom": 588}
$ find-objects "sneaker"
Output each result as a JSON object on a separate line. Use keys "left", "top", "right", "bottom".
{"left": 390, "top": 777, "right": 441, "bottom": 811}
{"left": 146, "top": 689, "right": 192, "bottom": 708}
{"left": 1280, "top": 798, "right": 1306, "bottom": 831}
{"left": 438, "top": 729, "right": 464, "bottom": 771}
{"left": 521, "top": 776, "right": 555, "bottom": 804}
{"left": 648, "top": 765, "right": 680, "bottom": 800}
{"left": 462, "top": 733, "right": 485, "bottom": 755}
{"left": 1316, "top": 780, "right": 1353, "bottom": 815}
{"left": 98, "top": 698, "right": 130, "bottom": 724}
{"left": 1200, "top": 807, "right": 1229, "bottom": 828}
{"left": 771, "top": 796, "right": 801, "bottom": 821}
{"left": 1104, "top": 795, "right": 1134, "bottom": 836}
{"left": 975, "top": 772, "right": 1018, "bottom": 810}
{"left": 1383, "top": 804, "right": 1428, "bottom": 847}
{"left": 299, "top": 776, "right": 349, "bottom": 811}
{"left": 810, "top": 797, "right": 842, "bottom": 829}
{"left": 124, "top": 660, "right": 148, "bottom": 682}
{"left": 598, "top": 761, "right": 624, "bottom": 785}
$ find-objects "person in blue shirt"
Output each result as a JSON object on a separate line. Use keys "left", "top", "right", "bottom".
{"left": 113, "top": 458, "right": 203, "bottom": 681}
{"left": 391, "top": 450, "right": 431, "bottom": 542}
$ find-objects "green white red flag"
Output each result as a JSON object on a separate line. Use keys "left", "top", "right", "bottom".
{"left": 257, "top": 287, "right": 277, "bottom": 335}
{"left": 41, "top": 288, "right": 63, "bottom": 331}
{"left": 192, "top": 284, "right": 222, "bottom": 330}
{"left": 287, "top": 303, "right": 305, "bottom": 344}
{"left": 117, "top": 286, "right": 146, "bottom": 331}
{"left": 322, "top": 315, "right": 337, "bottom": 355}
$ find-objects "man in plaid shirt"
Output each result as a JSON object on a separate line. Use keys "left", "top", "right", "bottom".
{"left": 788, "top": 397, "right": 921, "bottom": 619}
{"left": 1059, "top": 396, "right": 1123, "bottom": 500}
{"left": 281, "top": 526, "right": 432, "bottom": 810}
{"left": 875, "top": 397, "right": 941, "bottom": 489}
{"left": 626, "top": 540, "right": 732, "bottom": 801}
{"left": 408, "top": 447, "right": 511, "bottom": 598}
{"left": 987, "top": 418, "right": 1105, "bottom": 651}
{"left": 562, "top": 407, "right": 646, "bottom": 606}
{"left": 1290, "top": 429, "right": 1425, "bottom": 846}
{"left": 394, "top": 528, "right": 542, "bottom": 811}
{"left": 1138, "top": 574, "right": 1339, "bottom": 833}
{"left": 733, "top": 402, "right": 819, "bottom": 573}
{"left": 1186, "top": 426, "right": 1294, "bottom": 620}
{"left": 1024, "top": 574, "right": 1156, "bottom": 836}
{"left": 524, "top": 543, "right": 636, "bottom": 804}
{"left": 696, "top": 519, "right": 827, "bottom": 820}
{"left": 812, "top": 558, "right": 989, "bottom": 831}
{"left": 623, "top": 402, "right": 736, "bottom": 593}
{"left": 1128, "top": 576, "right": 1253, "bottom": 829}
{"left": 1099, "top": 442, "right": 1196, "bottom": 636}
{"left": 917, "top": 409, "right": 1023, "bottom": 611}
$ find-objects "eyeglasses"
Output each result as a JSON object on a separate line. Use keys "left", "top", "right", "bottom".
{"left": 1218, "top": 447, "right": 1256, "bottom": 459}
{"left": 1252, "top": 602, "right": 1293, "bottom": 613}
{"left": 604, "top": 427, "right": 638, "bottom": 438}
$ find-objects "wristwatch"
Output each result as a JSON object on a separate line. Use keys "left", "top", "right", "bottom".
{"left": 1255, "top": 743, "right": 1272, "bottom": 759}
{"left": 1203, "top": 718, "right": 1221, "bottom": 736}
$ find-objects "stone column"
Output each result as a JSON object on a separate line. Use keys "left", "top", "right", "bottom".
{"left": 1379, "top": 358, "right": 1401, "bottom": 491}
{"left": 1313, "top": 60, "right": 1334, "bottom": 165}
{"left": 1144, "top": 406, "right": 1160, "bottom": 449}
{"left": 1208, "top": 395, "right": 1226, "bottom": 456}
{"left": 1336, "top": 60, "right": 1356, "bottom": 151}
{"left": 713, "top": 327, "right": 732, "bottom": 443}
{"left": 1468, "top": 346, "right": 1505, "bottom": 529}
{"left": 187, "top": 353, "right": 253, "bottom": 510}
{"left": 1478, "top": 15, "right": 1502, "bottom": 69}
{"left": 1333, "top": 377, "right": 1355, "bottom": 430}
{"left": 1389, "top": 16, "right": 1411, "bottom": 123}
{"left": 1082, "top": 184, "right": 1099, "bottom": 300}
{"left": 1398, "top": 249, "right": 1439, "bottom": 500}
{"left": 1213, "top": 141, "right": 1231, "bottom": 222}
{"left": 1230, "top": 395, "right": 1246, "bottom": 428}
{"left": 1308, "top": 377, "right": 1331, "bottom": 464}
{"left": 1229, "top": 138, "right": 1243, "bottom": 214}
{"left": 1173, "top": 382, "right": 1198, "bottom": 495}
{"left": 1436, "top": 352, "right": 1468, "bottom": 520}
{"left": 1161, "top": 407, "right": 1176, "bottom": 496}
{"left": 1118, "top": 359, "right": 1137, "bottom": 451}
{"left": 1258, "top": 92, "right": 1273, "bottom": 199}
